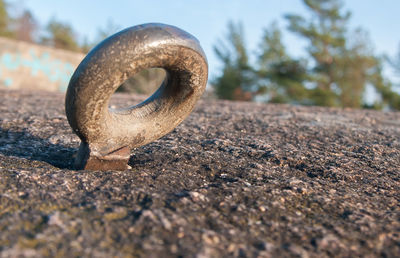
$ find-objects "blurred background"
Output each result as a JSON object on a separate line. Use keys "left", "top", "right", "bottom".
{"left": 1, "top": 0, "right": 400, "bottom": 110}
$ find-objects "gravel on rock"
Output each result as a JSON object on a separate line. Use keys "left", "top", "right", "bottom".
{"left": 0, "top": 89, "right": 399, "bottom": 257}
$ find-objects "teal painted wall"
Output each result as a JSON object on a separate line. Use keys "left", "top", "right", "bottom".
{"left": 0, "top": 37, "right": 83, "bottom": 92}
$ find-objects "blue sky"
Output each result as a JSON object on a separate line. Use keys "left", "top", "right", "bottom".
{"left": 7, "top": 0, "right": 400, "bottom": 81}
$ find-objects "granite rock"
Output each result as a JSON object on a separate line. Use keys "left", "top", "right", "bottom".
{"left": 0, "top": 89, "right": 399, "bottom": 257}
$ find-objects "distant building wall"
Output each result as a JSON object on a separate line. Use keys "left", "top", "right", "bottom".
{"left": 0, "top": 37, "right": 84, "bottom": 92}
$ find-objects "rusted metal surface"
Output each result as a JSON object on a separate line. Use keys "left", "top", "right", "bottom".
{"left": 65, "top": 23, "right": 208, "bottom": 170}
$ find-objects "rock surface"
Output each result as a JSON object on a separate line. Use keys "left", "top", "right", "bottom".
{"left": 0, "top": 89, "right": 399, "bottom": 257}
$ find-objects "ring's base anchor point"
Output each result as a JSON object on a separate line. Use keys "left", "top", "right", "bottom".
{"left": 74, "top": 142, "right": 131, "bottom": 171}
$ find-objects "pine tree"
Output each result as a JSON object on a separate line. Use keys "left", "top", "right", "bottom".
{"left": 212, "top": 21, "right": 255, "bottom": 101}
{"left": 387, "top": 43, "right": 400, "bottom": 85}
{"left": 257, "top": 22, "right": 308, "bottom": 104}
{"left": 286, "top": 0, "right": 349, "bottom": 107}
{"left": 285, "top": 0, "right": 398, "bottom": 109}
{"left": 371, "top": 56, "right": 400, "bottom": 110}
{"left": 42, "top": 18, "right": 80, "bottom": 52}
{"left": 384, "top": 44, "right": 400, "bottom": 109}
{"left": 0, "top": 0, "right": 13, "bottom": 38}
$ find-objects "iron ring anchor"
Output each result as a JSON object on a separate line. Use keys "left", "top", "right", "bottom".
{"left": 65, "top": 23, "right": 208, "bottom": 170}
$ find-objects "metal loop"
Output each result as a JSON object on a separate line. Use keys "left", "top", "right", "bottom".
{"left": 65, "top": 23, "right": 208, "bottom": 170}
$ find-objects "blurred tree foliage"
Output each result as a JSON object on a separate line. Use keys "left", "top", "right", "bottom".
{"left": 0, "top": 0, "right": 14, "bottom": 37}
{"left": 286, "top": 0, "right": 351, "bottom": 107}
{"left": 213, "top": 0, "right": 400, "bottom": 110}
{"left": 257, "top": 22, "right": 309, "bottom": 104}
{"left": 213, "top": 21, "right": 255, "bottom": 101}
{"left": 388, "top": 44, "right": 400, "bottom": 78}
{"left": 385, "top": 46, "right": 400, "bottom": 109}
{"left": 15, "top": 10, "right": 37, "bottom": 42}
{"left": 41, "top": 18, "right": 80, "bottom": 52}
{"left": 387, "top": 44, "right": 400, "bottom": 99}
{"left": 285, "top": 0, "right": 399, "bottom": 109}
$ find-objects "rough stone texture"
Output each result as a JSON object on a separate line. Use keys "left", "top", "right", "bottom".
{"left": 0, "top": 89, "right": 399, "bottom": 257}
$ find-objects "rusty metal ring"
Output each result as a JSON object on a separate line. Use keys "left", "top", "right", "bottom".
{"left": 65, "top": 23, "right": 208, "bottom": 170}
